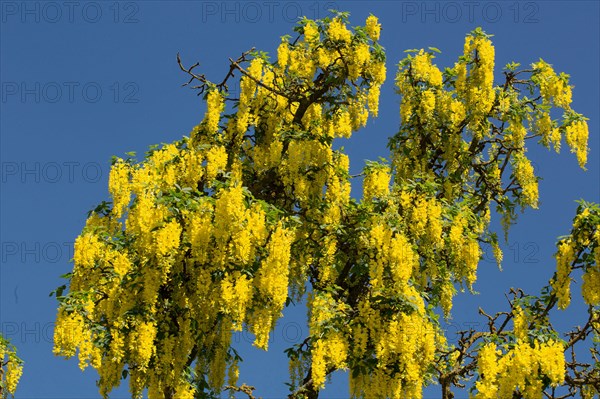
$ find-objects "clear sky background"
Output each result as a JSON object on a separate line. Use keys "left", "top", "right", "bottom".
{"left": 1, "top": 1, "right": 598, "bottom": 398}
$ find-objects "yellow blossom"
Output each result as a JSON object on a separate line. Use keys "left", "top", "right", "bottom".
{"left": 565, "top": 120, "right": 589, "bottom": 169}
{"left": 108, "top": 160, "right": 131, "bottom": 218}
{"left": 363, "top": 166, "right": 390, "bottom": 199}
{"left": 552, "top": 240, "right": 574, "bottom": 309}
{"left": 327, "top": 17, "right": 351, "bottom": 43}
{"left": 204, "top": 90, "right": 224, "bottom": 134}
{"left": 365, "top": 15, "right": 381, "bottom": 41}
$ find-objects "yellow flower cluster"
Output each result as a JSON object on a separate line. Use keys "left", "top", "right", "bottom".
{"left": 58, "top": 129, "right": 301, "bottom": 396}
{"left": 204, "top": 89, "right": 224, "bottom": 134}
{"left": 411, "top": 50, "right": 443, "bottom": 87}
{"left": 582, "top": 264, "right": 600, "bottom": 306}
{"left": 363, "top": 166, "right": 390, "bottom": 200}
{"left": 311, "top": 332, "right": 348, "bottom": 389}
{"left": 367, "top": 85, "right": 381, "bottom": 117}
{"left": 418, "top": 90, "right": 436, "bottom": 119}
{"left": 365, "top": 15, "right": 381, "bottom": 41}
{"left": 565, "top": 120, "right": 589, "bottom": 169}
{"left": 551, "top": 206, "right": 599, "bottom": 311}
{"left": 53, "top": 308, "right": 101, "bottom": 370}
{"left": 254, "top": 224, "right": 294, "bottom": 337}
{"left": 512, "top": 152, "right": 539, "bottom": 208}
{"left": 552, "top": 240, "right": 574, "bottom": 309}
{"left": 349, "top": 43, "right": 371, "bottom": 81}
{"left": 236, "top": 58, "right": 263, "bottom": 134}
{"left": 440, "top": 281, "right": 455, "bottom": 317}
{"left": 4, "top": 360, "right": 23, "bottom": 396}
{"left": 457, "top": 33, "right": 495, "bottom": 122}
{"left": 536, "top": 112, "right": 562, "bottom": 153}
{"left": 221, "top": 273, "right": 253, "bottom": 330}
{"left": 474, "top": 340, "right": 565, "bottom": 399}
{"left": 153, "top": 219, "right": 181, "bottom": 258}
{"left": 73, "top": 232, "right": 104, "bottom": 269}
{"left": 277, "top": 39, "right": 290, "bottom": 69}
{"left": 303, "top": 20, "right": 320, "bottom": 43}
{"left": 281, "top": 140, "right": 332, "bottom": 202}
{"left": 327, "top": 17, "right": 352, "bottom": 43}
{"left": 491, "top": 240, "right": 503, "bottom": 267}
{"left": 306, "top": 292, "right": 353, "bottom": 389}
{"left": 368, "top": 222, "right": 418, "bottom": 291}
{"left": 512, "top": 305, "right": 528, "bottom": 341}
{"left": 506, "top": 116, "right": 527, "bottom": 148}
{"left": 0, "top": 338, "right": 23, "bottom": 396}
{"left": 129, "top": 321, "right": 157, "bottom": 369}
{"left": 402, "top": 191, "right": 443, "bottom": 247}
{"left": 448, "top": 213, "right": 481, "bottom": 288}
{"left": 108, "top": 160, "right": 131, "bottom": 218}
{"left": 349, "top": 292, "right": 437, "bottom": 399}
{"left": 533, "top": 60, "right": 572, "bottom": 109}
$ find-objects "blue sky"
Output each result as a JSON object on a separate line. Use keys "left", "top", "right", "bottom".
{"left": 1, "top": 1, "right": 598, "bottom": 398}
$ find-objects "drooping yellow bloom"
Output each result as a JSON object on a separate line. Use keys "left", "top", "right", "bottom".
{"left": 582, "top": 264, "right": 600, "bottom": 306}
{"left": 110, "top": 251, "right": 132, "bottom": 277}
{"left": 512, "top": 305, "right": 527, "bottom": 341}
{"left": 512, "top": 152, "right": 539, "bottom": 208}
{"left": 363, "top": 166, "right": 390, "bottom": 199}
{"left": 492, "top": 240, "right": 503, "bottom": 267}
{"left": 440, "top": 281, "right": 455, "bottom": 317}
{"left": 552, "top": 240, "right": 574, "bottom": 309}
{"left": 365, "top": 15, "right": 381, "bottom": 41}
{"left": 73, "top": 232, "right": 104, "bottom": 269}
{"left": 538, "top": 340, "right": 565, "bottom": 386}
{"left": 327, "top": 17, "right": 351, "bottom": 43}
{"left": 173, "top": 382, "right": 195, "bottom": 399}
{"left": 153, "top": 219, "right": 182, "bottom": 257}
{"left": 129, "top": 321, "right": 157, "bottom": 369}
{"left": 474, "top": 342, "right": 500, "bottom": 399}
{"left": 367, "top": 85, "right": 381, "bottom": 117}
{"left": 458, "top": 34, "right": 495, "bottom": 118}
{"left": 419, "top": 90, "right": 436, "bottom": 119}
{"left": 1, "top": 339, "right": 23, "bottom": 396}
{"left": 533, "top": 60, "right": 572, "bottom": 109}
{"left": 277, "top": 39, "right": 290, "bottom": 69}
{"left": 411, "top": 50, "right": 443, "bottom": 87}
{"left": 205, "top": 145, "right": 228, "bottom": 181}
{"left": 108, "top": 160, "right": 131, "bottom": 218}
{"left": 303, "top": 20, "right": 320, "bottom": 43}
{"left": 310, "top": 329, "right": 350, "bottom": 389}
{"left": 4, "top": 358, "right": 23, "bottom": 395}
{"left": 221, "top": 273, "right": 253, "bottom": 330}
{"left": 204, "top": 89, "right": 224, "bottom": 134}
{"left": 565, "top": 120, "right": 589, "bottom": 169}
{"left": 255, "top": 223, "right": 294, "bottom": 308}
{"left": 474, "top": 339, "right": 565, "bottom": 398}
{"left": 53, "top": 308, "right": 86, "bottom": 358}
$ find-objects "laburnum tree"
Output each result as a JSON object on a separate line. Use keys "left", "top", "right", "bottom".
{"left": 50, "top": 12, "right": 598, "bottom": 399}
